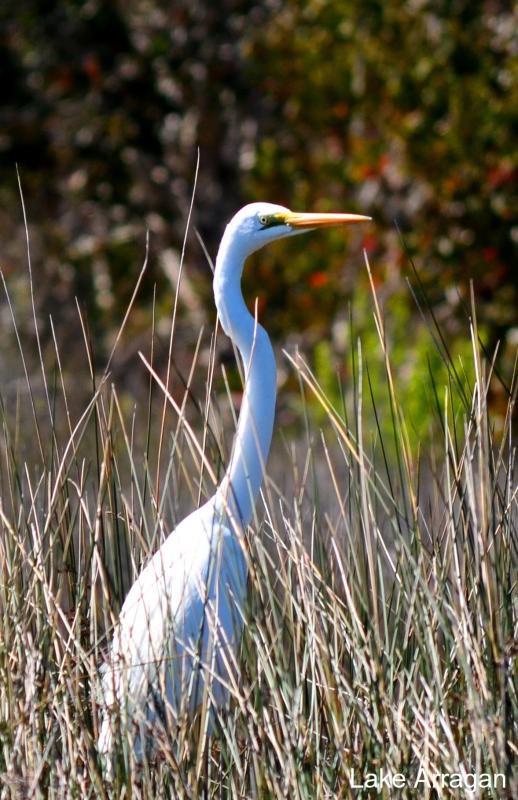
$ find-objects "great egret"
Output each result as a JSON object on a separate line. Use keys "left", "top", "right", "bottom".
{"left": 98, "top": 202, "right": 369, "bottom": 764}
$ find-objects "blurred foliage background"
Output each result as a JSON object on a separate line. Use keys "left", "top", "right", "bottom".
{"left": 0, "top": 0, "right": 516, "bottom": 445}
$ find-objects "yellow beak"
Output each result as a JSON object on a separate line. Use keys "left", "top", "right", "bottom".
{"left": 283, "top": 211, "right": 371, "bottom": 228}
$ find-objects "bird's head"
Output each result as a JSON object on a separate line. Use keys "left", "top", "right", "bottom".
{"left": 214, "top": 202, "right": 371, "bottom": 341}
{"left": 222, "top": 202, "right": 371, "bottom": 259}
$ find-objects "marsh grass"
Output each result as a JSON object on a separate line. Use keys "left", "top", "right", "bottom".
{"left": 0, "top": 236, "right": 516, "bottom": 799}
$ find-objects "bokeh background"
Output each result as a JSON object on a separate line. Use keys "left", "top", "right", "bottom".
{"left": 1, "top": 0, "right": 516, "bottom": 446}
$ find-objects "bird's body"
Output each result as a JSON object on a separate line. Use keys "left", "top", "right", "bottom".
{"left": 98, "top": 202, "right": 369, "bottom": 763}
{"left": 98, "top": 496, "right": 247, "bottom": 758}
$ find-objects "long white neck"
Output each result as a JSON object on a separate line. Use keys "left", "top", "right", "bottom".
{"left": 213, "top": 232, "right": 276, "bottom": 529}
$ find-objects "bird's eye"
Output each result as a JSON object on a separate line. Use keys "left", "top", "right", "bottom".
{"left": 259, "top": 215, "right": 269, "bottom": 226}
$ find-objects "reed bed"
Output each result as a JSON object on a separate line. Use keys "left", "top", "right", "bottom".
{"left": 0, "top": 242, "right": 516, "bottom": 799}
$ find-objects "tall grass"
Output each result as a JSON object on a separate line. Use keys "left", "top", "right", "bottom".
{"left": 0, "top": 241, "right": 516, "bottom": 799}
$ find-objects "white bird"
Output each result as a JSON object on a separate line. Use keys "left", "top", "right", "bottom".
{"left": 98, "top": 202, "right": 369, "bottom": 765}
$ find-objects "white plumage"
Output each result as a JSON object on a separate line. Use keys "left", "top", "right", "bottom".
{"left": 98, "top": 498, "right": 246, "bottom": 759}
{"left": 98, "top": 202, "right": 369, "bottom": 765}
